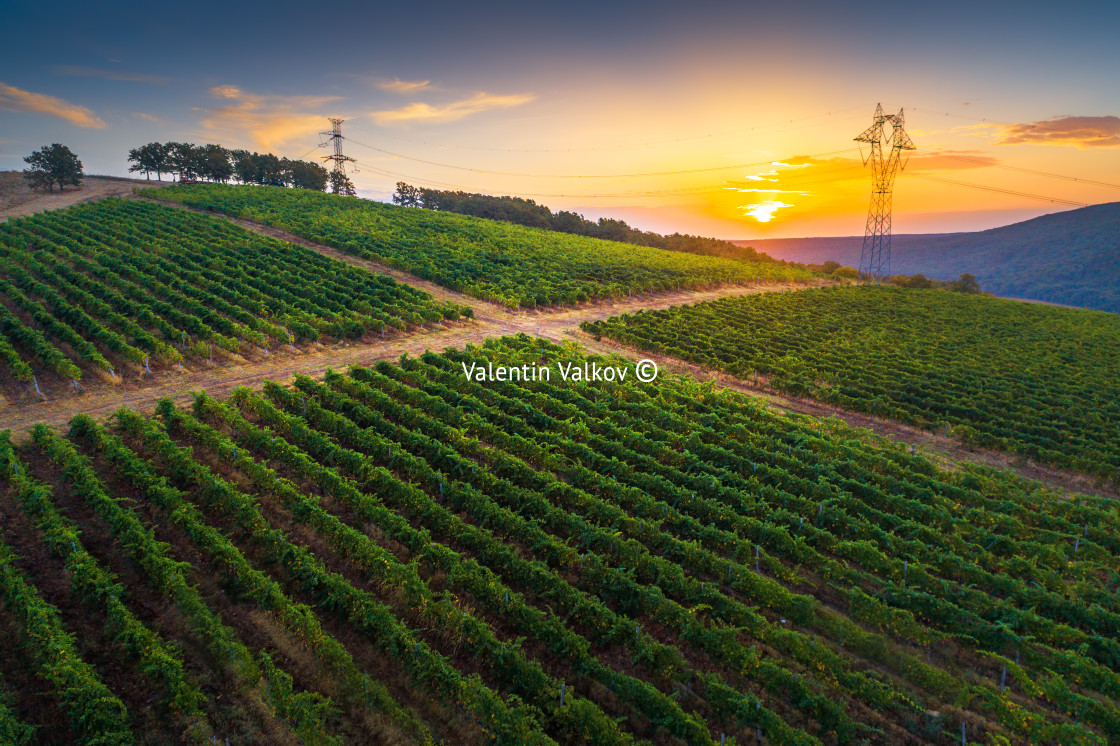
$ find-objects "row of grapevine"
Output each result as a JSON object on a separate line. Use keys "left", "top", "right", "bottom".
{"left": 151, "top": 184, "right": 814, "bottom": 309}
{"left": 583, "top": 286, "right": 1120, "bottom": 481}
{"left": 0, "top": 198, "right": 468, "bottom": 394}
{"left": 1, "top": 336, "right": 1115, "bottom": 743}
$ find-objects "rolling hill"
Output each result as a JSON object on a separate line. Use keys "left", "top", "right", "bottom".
{"left": 736, "top": 201, "right": 1120, "bottom": 312}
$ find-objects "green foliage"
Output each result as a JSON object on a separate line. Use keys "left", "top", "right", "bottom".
{"left": 0, "top": 199, "right": 465, "bottom": 383}
{"left": 152, "top": 184, "right": 813, "bottom": 309}
{"left": 23, "top": 143, "right": 83, "bottom": 193}
{"left": 951, "top": 272, "right": 981, "bottom": 293}
{"left": 391, "top": 181, "right": 783, "bottom": 263}
{"left": 584, "top": 286, "right": 1120, "bottom": 480}
{"left": 3, "top": 336, "right": 1119, "bottom": 744}
{"left": 0, "top": 453, "right": 133, "bottom": 745}
{"left": 126, "top": 143, "right": 172, "bottom": 181}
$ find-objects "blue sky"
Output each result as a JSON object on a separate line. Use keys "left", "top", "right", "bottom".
{"left": 2, "top": 0, "right": 1119, "bottom": 237}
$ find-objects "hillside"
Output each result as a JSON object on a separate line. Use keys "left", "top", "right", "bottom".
{"left": 390, "top": 182, "right": 778, "bottom": 262}
{"left": 735, "top": 202, "right": 1120, "bottom": 312}
{"left": 0, "top": 183, "right": 1117, "bottom": 746}
{"left": 4, "top": 337, "right": 1120, "bottom": 744}
{"left": 0, "top": 171, "right": 170, "bottom": 222}
{"left": 0, "top": 199, "right": 467, "bottom": 403}
{"left": 584, "top": 285, "right": 1120, "bottom": 480}
{"left": 153, "top": 184, "right": 813, "bottom": 308}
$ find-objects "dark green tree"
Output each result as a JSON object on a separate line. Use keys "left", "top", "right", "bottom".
{"left": 329, "top": 170, "right": 356, "bottom": 196}
{"left": 127, "top": 142, "right": 172, "bottom": 181}
{"left": 951, "top": 273, "right": 981, "bottom": 293}
{"left": 286, "top": 159, "right": 329, "bottom": 191}
{"left": 393, "top": 181, "right": 422, "bottom": 207}
{"left": 199, "top": 144, "right": 233, "bottom": 183}
{"left": 254, "top": 153, "right": 285, "bottom": 186}
{"left": 167, "top": 142, "right": 201, "bottom": 180}
{"left": 229, "top": 149, "right": 258, "bottom": 184}
{"left": 23, "top": 144, "right": 84, "bottom": 192}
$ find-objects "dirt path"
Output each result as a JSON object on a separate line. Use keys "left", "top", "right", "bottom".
{"left": 0, "top": 172, "right": 170, "bottom": 222}
{"left": 0, "top": 275, "right": 803, "bottom": 435}
{"left": 574, "top": 330, "right": 1117, "bottom": 498}
{"left": 2, "top": 196, "right": 1108, "bottom": 498}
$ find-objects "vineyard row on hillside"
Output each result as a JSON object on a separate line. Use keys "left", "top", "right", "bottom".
{"left": 584, "top": 286, "right": 1120, "bottom": 482}
{"left": 1, "top": 337, "right": 1116, "bottom": 744}
{"left": 151, "top": 184, "right": 816, "bottom": 309}
{"left": 0, "top": 199, "right": 469, "bottom": 398}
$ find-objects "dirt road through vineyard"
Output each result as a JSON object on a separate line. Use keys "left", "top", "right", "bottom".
{"left": 2, "top": 198, "right": 1109, "bottom": 498}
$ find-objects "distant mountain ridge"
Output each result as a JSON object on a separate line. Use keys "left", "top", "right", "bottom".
{"left": 735, "top": 202, "right": 1120, "bottom": 312}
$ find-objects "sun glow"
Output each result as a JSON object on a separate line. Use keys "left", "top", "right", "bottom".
{"left": 743, "top": 200, "right": 793, "bottom": 223}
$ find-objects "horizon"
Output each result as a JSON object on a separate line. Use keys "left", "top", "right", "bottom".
{"left": 2, "top": 0, "right": 1119, "bottom": 239}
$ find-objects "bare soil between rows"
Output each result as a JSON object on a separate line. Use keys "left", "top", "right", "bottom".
{"left": 0, "top": 194, "right": 1108, "bottom": 501}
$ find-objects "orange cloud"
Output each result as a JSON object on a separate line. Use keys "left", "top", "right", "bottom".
{"left": 371, "top": 92, "right": 535, "bottom": 125}
{"left": 199, "top": 85, "right": 342, "bottom": 150}
{"left": 0, "top": 81, "right": 106, "bottom": 128}
{"left": 903, "top": 149, "right": 999, "bottom": 172}
{"left": 996, "top": 115, "right": 1120, "bottom": 148}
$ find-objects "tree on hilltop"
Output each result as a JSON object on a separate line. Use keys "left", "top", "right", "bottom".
{"left": 127, "top": 142, "right": 172, "bottom": 181}
{"left": 23, "top": 144, "right": 84, "bottom": 192}
{"left": 329, "top": 171, "right": 356, "bottom": 197}
{"left": 951, "top": 273, "right": 981, "bottom": 293}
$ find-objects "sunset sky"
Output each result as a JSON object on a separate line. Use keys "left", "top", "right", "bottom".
{"left": 2, "top": 0, "right": 1118, "bottom": 239}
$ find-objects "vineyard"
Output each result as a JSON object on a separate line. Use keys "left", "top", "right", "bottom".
{"left": 0, "top": 198, "right": 469, "bottom": 400}
{"left": 1, "top": 336, "right": 1117, "bottom": 744}
{"left": 149, "top": 184, "right": 815, "bottom": 309}
{"left": 583, "top": 286, "right": 1120, "bottom": 482}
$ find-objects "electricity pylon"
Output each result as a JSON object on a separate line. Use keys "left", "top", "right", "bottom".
{"left": 854, "top": 104, "right": 916, "bottom": 283}
{"left": 320, "top": 118, "right": 357, "bottom": 196}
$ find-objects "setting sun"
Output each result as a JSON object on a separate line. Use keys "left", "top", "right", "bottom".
{"left": 742, "top": 199, "right": 793, "bottom": 222}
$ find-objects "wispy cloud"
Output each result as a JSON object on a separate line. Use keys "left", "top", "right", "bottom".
{"left": 133, "top": 112, "right": 162, "bottom": 123}
{"left": 199, "top": 85, "right": 342, "bottom": 150}
{"left": 371, "top": 91, "right": 535, "bottom": 125}
{"left": 54, "top": 65, "right": 169, "bottom": 85}
{"left": 0, "top": 81, "right": 106, "bottom": 128}
{"left": 996, "top": 115, "right": 1120, "bottom": 148}
{"left": 903, "top": 149, "right": 998, "bottom": 172}
{"left": 377, "top": 77, "right": 435, "bottom": 94}
{"left": 728, "top": 187, "right": 810, "bottom": 195}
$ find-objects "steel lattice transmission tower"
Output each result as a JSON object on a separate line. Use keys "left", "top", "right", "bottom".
{"left": 854, "top": 104, "right": 916, "bottom": 283}
{"left": 320, "top": 118, "right": 357, "bottom": 196}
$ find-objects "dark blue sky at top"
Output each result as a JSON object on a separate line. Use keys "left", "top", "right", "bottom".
{"left": 3, "top": 0, "right": 1118, "bottom": 155}
{"left": 1, "top": 0, "right": 1118, "bottom": 237}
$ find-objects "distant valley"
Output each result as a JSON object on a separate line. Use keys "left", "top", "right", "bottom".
{"left": 737, "top": 201, "right": 1120, "bottom": 312}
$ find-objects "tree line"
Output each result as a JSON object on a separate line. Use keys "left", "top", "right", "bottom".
{"left": 803, "top": 260, "right": 982, "bottom": 292}
{"left": 127, "top": 142, "right": 329, "bottom": 191}
{"left": 392, "top": 182, "right": 782, "bottom": 263}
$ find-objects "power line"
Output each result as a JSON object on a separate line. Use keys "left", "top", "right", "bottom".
{"left": 346, "top": 106, "right": 869, "bottom": 153}
{"left": 908, "top": 173, "right": 1087, "bottom": 207}
{"left": 906, "top": 106, "right": 1003, "bottom": 124}
{"left": 353, "top": 160, "right": 735, "bottom": 197}
{"left": 356, "top": 155, "right": 1093, "bottom": 209}
{"left": 298, "top": 143, "right": 323, "bottom": 159}
{"left": 352, "top": 155, "right": 872, "bottom": 199}
{"left": 936, "top": 153, "right": 1120, "bottom": 190}
{"left": 347, "top": 138, "right": 860, "bottom": 179}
